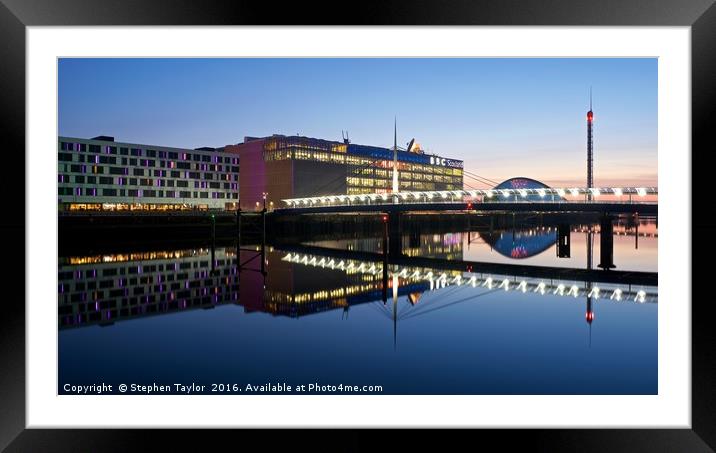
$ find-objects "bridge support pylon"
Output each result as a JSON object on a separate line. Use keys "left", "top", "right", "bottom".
{"left": 388, "top": 212, "right": 403, "bottom": 257}
{"left": 557, "top": 223, "right": 571, "bottom": 258}
{"left": 598, "top": 214, "right": 616, "bottom": 270}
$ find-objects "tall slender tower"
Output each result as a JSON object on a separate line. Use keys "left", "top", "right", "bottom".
{"left": 587, "top": 88, "right": 594, "bottom": 200}
{"left": 392, "top": 117, "right": 399, "bottom": 201}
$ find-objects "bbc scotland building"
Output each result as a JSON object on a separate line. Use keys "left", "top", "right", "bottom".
{"left": 226, "top": 134, "right": 464, "bottom": 210}
{"left": 58, "top": 136, "right": 240, "bottom": 211}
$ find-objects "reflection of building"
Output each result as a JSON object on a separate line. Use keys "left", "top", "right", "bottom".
{"left": 240, "top": 234, "right": 464, "bottom": 317}
{"left": 58, "top": 248, "right": 239, "bottom": 329}
{"left": 490, "top": 177, "right": 562, "bottom": 202}
{"left": 240, "top": 247, "right": 442, "bottom": 318}
{"left": 307, "top": 233, "right": 464, "bottom": 260}
{"left": 58, "top": 136, "right": 240, "bottom": 211}
{"left": 226, "top": 134, "right": 464, "bottom": 210}
{"left": 481, "top": 227, "right": 557, "bottom": 259}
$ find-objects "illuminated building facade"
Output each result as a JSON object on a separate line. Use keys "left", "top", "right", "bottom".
{"left": 226, "top": 135, "right": 464, "bottom": 210}
{"left": 58, "top": 136, "right": 240, "bottom": 212}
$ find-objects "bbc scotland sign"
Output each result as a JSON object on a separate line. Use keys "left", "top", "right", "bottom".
{"left": 430, "top": 156, "right": 463, "bottom": 168}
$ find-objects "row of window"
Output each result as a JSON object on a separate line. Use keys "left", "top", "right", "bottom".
{"left": 58, "top": 187, "right": 238, "bottom": 199}
{"left": 60, "top": 141, "right": 239, "bottom": 165}
{"left": 345, "top": 182, "right": 460, "bottom": 195}
{"left": 60, "top": 164, "right": 239, "bottom": 182}
{"left": 59, "top": 153, "right": 239, "bottom": 173}
{"left": 59, "top": 174, "right": 238, "bottom": 190}
{"left": 264, "top": 147, "right": 463, "bottom": 177}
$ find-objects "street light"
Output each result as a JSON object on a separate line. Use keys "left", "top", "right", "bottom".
{"left": 262, "top": 192, "right": 268, "bottom": 212}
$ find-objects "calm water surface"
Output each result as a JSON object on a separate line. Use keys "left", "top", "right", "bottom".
{"left": 58, "top": 220, "right": 657, "bottom": 394}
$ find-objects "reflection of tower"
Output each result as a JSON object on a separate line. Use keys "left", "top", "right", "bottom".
{"left": 393, "top": 274, "right": 399, "bottom": 351}
{"left": 587, "top": 88, "right": 594, "bottom": 201}
{"left": 585, "top": 227, "right": 595, "bottom": 346}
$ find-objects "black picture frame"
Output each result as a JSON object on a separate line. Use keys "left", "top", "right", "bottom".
{"left": 1, "top": 0, "right": 713, "bottom": 450}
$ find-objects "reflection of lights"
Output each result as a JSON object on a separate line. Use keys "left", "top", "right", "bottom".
{"left": 499, "top": 279, "right": 510, "bottom": 290}
{"left": 556, "top": 188, "right": 566, "bottom": 197}
{"left": 569, "top": 188, "right": 580, "bottom": 197}
{"left": 277, "top": 253, "right": 656, "bottom": 305}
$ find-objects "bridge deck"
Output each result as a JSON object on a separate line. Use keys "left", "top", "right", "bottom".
{"left": 273, "top": 201, "right": 657, "bottom": 216}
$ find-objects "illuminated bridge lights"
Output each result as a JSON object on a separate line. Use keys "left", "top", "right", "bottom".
{"left": 281, "top": 187, "right": 658, "bottom": 207}
{"left": 279, "top": 253, "right": 657, "bottom": 304}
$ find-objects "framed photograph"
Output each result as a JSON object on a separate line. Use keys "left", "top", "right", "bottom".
{"left": 3, "top": 0, "right": 714, "bottom": 449}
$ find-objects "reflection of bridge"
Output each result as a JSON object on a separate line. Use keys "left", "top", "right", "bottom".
{"left": 276, "top": 187, "right": 658, "bottom": 215}
{"left": 277, "top": 243, "right": 657, "bottom": 286}
{"left": 280, "top": 251, "right": 656, "bottom": 303}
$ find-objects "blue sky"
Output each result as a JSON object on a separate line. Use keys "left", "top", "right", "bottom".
{"left": 59, "top": 58, "right": 657, "bottom": 187}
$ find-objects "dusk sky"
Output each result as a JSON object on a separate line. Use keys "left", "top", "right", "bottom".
{"left": 59, "top": 58, "right": 657, "bottom": 188}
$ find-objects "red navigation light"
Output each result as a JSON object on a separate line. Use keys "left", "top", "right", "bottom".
{"left": 467, "top": 202, "right": 473, "bottom": 209}
{"left": 586, "top": 311, "right": 595, "bottom": 322}
{"left": 587, "top": 111, "right": 594, "bottom": 121}
{"left": 382, "top": 215, "right": 388, "bottom": 223}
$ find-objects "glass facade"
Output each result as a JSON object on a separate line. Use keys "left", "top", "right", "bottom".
{"left": 258, "top": 135, "right": 463, "bottom": 195}
{"left": 58, "top": 138, "right": 240, "bottom": 211}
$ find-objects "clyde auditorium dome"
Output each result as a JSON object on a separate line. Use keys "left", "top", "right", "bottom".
{"left": 490, "top": 177, "right": 563, "bottom": 202}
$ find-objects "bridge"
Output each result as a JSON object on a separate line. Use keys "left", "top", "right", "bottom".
{"left": 275, "top": 187, "right": 658, "bottom": 215}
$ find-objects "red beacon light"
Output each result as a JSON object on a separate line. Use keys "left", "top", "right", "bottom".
{"left": 381, "top": 215, "right": 388, "bottom": 223}
{"left": 587, "top": 111, "right": 594, "bottom": 121}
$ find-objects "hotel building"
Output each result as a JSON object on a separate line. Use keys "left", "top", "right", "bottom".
{"left": 58, "top": 136, "right": 240, "bottom": 212}
{"left": 225, "top": 134, "right": 464, "bottom": 211}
